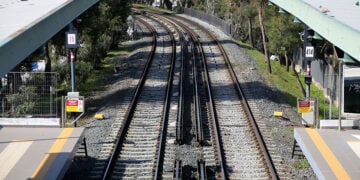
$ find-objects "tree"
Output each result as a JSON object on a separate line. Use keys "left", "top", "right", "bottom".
{"left": 7, "top": 86, "right": 36, "bottom": 116}
{"left": 265, "top": 7, "right": 305, "bottom": 96}
{"left": 266, "top": 11, "right": 303, "bottom": 72}
{"left": 255, "top": 0, "right": 271, "bottom": 73}
{"left": 241, "top": 2, "right": 257, "bottom": 47}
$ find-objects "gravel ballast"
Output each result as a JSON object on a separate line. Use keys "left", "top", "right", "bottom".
{"left": 64, "top": 13, "right": 316, "bottom": 179}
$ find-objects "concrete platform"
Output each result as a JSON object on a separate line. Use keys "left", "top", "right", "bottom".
{"left": 294, "top": 128, "right": 360, "bottom": 180}
{"left": 0, "top": 127, "right": 85, "bottom": 180}
{"left": 0, "top": 118, "right": 61, "bottom": 127}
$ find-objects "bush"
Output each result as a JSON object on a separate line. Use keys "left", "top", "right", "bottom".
{"left": 7, "top": 86, "right": 36, "bottom": 116}
{"left": 54, "top": 60, "right": 93, "bottom": 92}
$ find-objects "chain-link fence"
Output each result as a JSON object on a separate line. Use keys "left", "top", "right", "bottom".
{"left": 0, "top": 72, "right": 58, "bottom": 118}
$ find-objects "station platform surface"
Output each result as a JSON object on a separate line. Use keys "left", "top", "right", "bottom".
{"left": 0, "top": 127, "right": 85, "bottom": 180}
{"left": 294, "top": 128, "right": 360, "bottom": 180}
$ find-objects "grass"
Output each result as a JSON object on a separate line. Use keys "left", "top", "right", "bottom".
{"left": 60, "top": 44, "right": 130, "bottom": 127}
{"left": 240, "top": 42, "right": 339, "bottom": 120}
{"left": 293, "top": 158, "right": 311, "bottom": 169}
{"left": 77, "top": 45, "right": 130, "bottom": 96}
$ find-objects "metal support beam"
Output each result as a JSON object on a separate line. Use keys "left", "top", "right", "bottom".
{"left": 270, "top": 0, "right": 360, "bottom": 63}
{"left": 0, "top": 0, "right": 99, "bottom": 77}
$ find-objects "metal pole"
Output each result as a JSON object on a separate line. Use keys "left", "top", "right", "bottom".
{"left": 338, "top": 61, "right": 343, "bottom": 131}
{"left": 306, "top": 62, "right": 311, "bottom": 100}
{"left": 329, "top": 92, "right": 332, "bottom": 120}
{"left": 303, "top": 26, "right": 311, "bottom": 101}
{"left": 70, "top": 50, "right": 76, "bottom": 92}
{"left": 69, "top": 49, "right": 77, "bottom": 127}
{"left": 315, "top": 97, "right": 319, "bottom": 128}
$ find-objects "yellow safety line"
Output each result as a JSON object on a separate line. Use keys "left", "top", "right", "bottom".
{"left": 306, "top": 128, "right": 351, "bottom": 180}
{"left": 31, "top": 128, "right": 74, "bottom": 180}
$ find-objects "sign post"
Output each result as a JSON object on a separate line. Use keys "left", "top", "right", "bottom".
{"left": 305, "top": 46, "right": 314, "bottom": 59}
{"left": 65, "top": 92, "right": 85, "bottom": 126}
{"left": 66, "top": 22, "right": 80, "bottom": 127}
{"left": 298, "top": 100, "right": 311, "bottom": 113}
{"left": 65, "top": 23, "right": 79, "bottom": 92}
{"left": 298, "top": 98, "right": 317, "bottom": 126}
{"left": 303, "top": 26, "right": 315, "bottom": 100}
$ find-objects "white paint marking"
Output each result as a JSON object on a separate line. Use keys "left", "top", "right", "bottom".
{"left": 0, "top": 141, "right": 33, "bottom": 179}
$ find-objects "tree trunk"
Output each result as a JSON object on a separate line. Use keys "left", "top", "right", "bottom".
{"left": 164, "top": 0, "right": 172, "bottom": 10}
{"left": 44, "top": 42, "right": 52, "bottom": 96}
{"left": 332, "top": 45, "right": 338, "bottom": 68}
{"left": 291, "top": 57, "right": 306, "bottom": 97}
{"left": 285, "top": 51, "right": 289, "bottom": 72}
{"left": 44, "top": 42, "right": 51, "bottom": 73}
{"left": 248, "top": 18, "right": 254, "bottom": 48}
{"left": 257, "top": 5, "right": 272, "bottom": 74}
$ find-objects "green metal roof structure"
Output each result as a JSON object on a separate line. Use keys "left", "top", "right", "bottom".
{"left": 270, "top": 0, "right": 360, "bottom": 63}
{"left": 0, "top": 0, "right": 99, "bottom": 77}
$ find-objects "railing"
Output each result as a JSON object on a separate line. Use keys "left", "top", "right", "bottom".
{"left": 0, "top": 72, "right": 58, "bottom": 118}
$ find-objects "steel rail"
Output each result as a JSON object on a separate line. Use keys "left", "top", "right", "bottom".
{"left": 177, "top": 16, "right": 280, "bottom": 179}
{"left": 101, "top": 17, "right": 157, "bottom": 180}
{"left": 195, "top": 27, "right": 227, "bottom": 180}
{"left": 149, "top": 14, "right": 186, "bottom": 145}
{"left": 164, "top": 17, "right": 228, "bottom": 179}
{"left": 197, "top": 160, "right": 207, "bottom": 180}
{"left": 177, "top": 35, "right": 185, "bottom": 144}
{"left": 174, "top": 160, "right": 182, "bottom": 180}
{"left": 192, "top": 37, "right": 204, "bottom": 144}
{"left": 156, "top": 14, "right": 205, "bottom": 145}
{"left": 148, "top": 15, "right": 177, "bottom": 180}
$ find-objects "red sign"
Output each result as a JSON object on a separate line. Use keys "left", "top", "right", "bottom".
{"left": 298, "top": 101, "right": 310, "bottom": 107}
{"left": 298, "top": 101, "right": 311, "bottom": 113}
{"left": 66, "top": 100, "right": 78, "bottom": 106}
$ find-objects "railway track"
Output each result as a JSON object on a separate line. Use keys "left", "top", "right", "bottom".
{"left": 159, "top": 13, "right": 279, "bottom": 179}
{"left": 87, "top": 15, "right": 176, "bottom": 179}
{"left": 103, "top": 16, "right": 175, "bottom": 179}
{"left": 88, "top": 10, "right": 278, "bottom": 179}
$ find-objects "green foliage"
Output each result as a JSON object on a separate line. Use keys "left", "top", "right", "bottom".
{"left": 192, "top": 1, "right": 207, "bottom": 12}
{"left": 265, "top": 10, "right": 303, "bottom": 56}
{"left": 7, "top": 86, "right": 36, "bottom": 116}
{"left": 241, "top": 41, "right": 339, "bottom": 119}
{"left": 54, "top": 60, "right": 93, "bottom": 93}
{"left": 293, "top": 158, "right": 310, "bottom": 169}
{"left": 70, "top": 0, "right": 131, "bottom": 68}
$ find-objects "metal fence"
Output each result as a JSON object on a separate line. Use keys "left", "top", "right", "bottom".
{"left": 0, "top": 72, "right": 58, "bottom": 118}
{"left": 180, "top": 7, "right": 232, "bottom": 36}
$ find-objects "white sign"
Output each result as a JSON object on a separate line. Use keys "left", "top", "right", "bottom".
{"left": 67, "top": 92, "right": 79, "bottom": 98}
{"left": 305, "top": 46, "right": 314, "bottom": 58}
{"left": 67, "top": 33, "right": 76, "bottom": 45}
